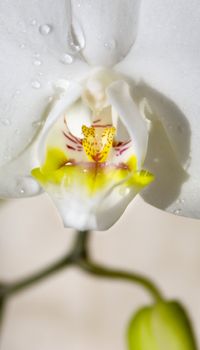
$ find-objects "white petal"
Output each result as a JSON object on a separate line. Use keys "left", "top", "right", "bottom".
{"left": 0, "top": 144, "right": 42, "bottom": 198}
{"left": 94, "top": 185, "right": 139, "bottom": 231}
{"left": 71, "top": 0, "right": 141, "bottom": 66}
{"left": 65, "top": 99, "right": 92, "bottom": 138}
{"left": 118, "top": 0, "right": 200, "bottom": 219}
{"left": 0, "top": 0, "right": 89, "bottom": 197}
{"left": 37, "top": 81, "right": 82, "bottom": 163}
{"left": 47, "top": 181, "right": 139, "bottom": 231}
{"left": 107, "top": 80, "right": 148, "bottom": 167}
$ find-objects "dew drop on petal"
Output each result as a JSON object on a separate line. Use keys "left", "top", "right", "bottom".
{"left": 31, "top": 19, "right": 37, "bottom": 26}
{"left": 173, "top": 208, "right": 181, "bottom": 215}
{"left": 19, "top": 187, "right": 25, "bottom": 194}
{"left": 39, "top": 24, "right": 53, "bottom": 36}
{"left": 14, "top": 89, "right": 21, "bottom": 96}
{"left": 33, "top": 52, "right": 40, "bottom": 58}
{"left": 31, "top": 80, "right": 41, "bottom": 89}
{"left": 3, "top": 154, "right": 11, "bottom": 162}
{"left": 15, "top": 128, "right": 20, "bottom": 135}
{"left": 32, "top": 120, "right": 44, "bottom": 128}
{"left": 0, "top": 118, "right": 11, "bottom": 126}
{"left": 104, "top": 39, "right": 116, "bottom": 50}
{"left": 176, "top": 198, "right": 185, "bottom": 204}
{"left": 19, "top": 43, "right": 26, "bottom": 49}
{"left": 33, "top": 59, "right": 42, "bottom": 66}
{"left": 119, "top": 187, "right": 130, "bottom": 196}
{"left": 67, "top": 19, "right": 85, "bottom": 54}
{"left": 69, "top": 41, "right": 81, "bottom": 53}
{"left": 153, "top": 157, "right": 159, "bottom": 163}
{"left": 60, "top": 53, "right": 74, "bottom": 64}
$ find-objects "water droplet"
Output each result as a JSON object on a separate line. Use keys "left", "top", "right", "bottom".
{"left": 48, "top": 96, "right": 53, "bottom": 103}
{"left": 19, "top": 43, "right": 26, "bottom": 49}
{"left": 15, "top": 89, "right": 21, "bottom": 96}
{"left": 19, "top": 187, "right": 25, "bottom": 194}
{"left": 33, "top": 52, "right": 40, "bottom": 58}
{"left": 33, "top": 59, "right": 42, "bottom": 66}
{"left": 69, "top": 41, "right": 81, "bottom": 53}
{"left": 39, "top": 24, "right": 53, "bottom": 35}
{"left": 32, "top": 120, "right": 44, "bottom": 127}
{"left": 16, "top": 176, "right": 41, "bottom": 196}
{"left": 173, "top": 208, "right": 181, "bottom": 215}
{"left": 31, "top": 19, "right": 37, "bottom": 26}
{"left": 176, "top": 198, "right": 185, "bottom": 204}
{"left": 31, "top": 80, "right": 41, "bottom": 89}
{"left": 60, "top": 53, "right": 74, "bottom": 64}
{"left": 67, "top": 19, "right": 85, "bottom": 54}
{"left": 4, "top": 154, "right": 11, "bottom": 162}
{"left": 119, "top": 187, "right": 130, "bottom": 196}
{"left": 153, "top": 157, "right": 159, "bottom": 163}
{"left": 0, "top": 118, "right": 11, "bottom": 126}
{"left": 15, "top": 128, "right": 20, "bottom": 135}
{"left": 77, "top": 2, "right": 81, "bottom": 7}
{"left": 104, "top": 39, "right": 116, "bottom": 50}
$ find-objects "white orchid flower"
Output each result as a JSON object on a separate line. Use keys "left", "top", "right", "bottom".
{"left": 30, "top": 69, "right": 153, "bottom": 230}
{"left": 0, "top": 0, "right": 199, "bottom": 229}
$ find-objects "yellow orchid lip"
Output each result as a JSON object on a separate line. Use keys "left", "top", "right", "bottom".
{"left": 64, "top": 160, "right": 129, "bottom": 170}
{"left": 32, "top": 110, "right": 154, "bottom": 198}
{"left": 32, "top": 146, "right": 154, "bottom": 197}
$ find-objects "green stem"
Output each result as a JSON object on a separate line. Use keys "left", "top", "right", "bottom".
{"left": 0, "top": 231, "right": 91, "bottom": 299}
{"left": 1, "top": 254, "right": 73, "bottom": 298}
{"left": 77, "top": 260, "right": 163, "bottom": 301}
{"left": 72, "top": 230, "right": 90, "bottom": 260}
{"left": 0, "top": 230, "right": 163, "bottom": 303}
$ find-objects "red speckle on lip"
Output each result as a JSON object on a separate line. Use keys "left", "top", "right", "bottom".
{"left": 66, "top": 144, "right": 77, "bottom": 151}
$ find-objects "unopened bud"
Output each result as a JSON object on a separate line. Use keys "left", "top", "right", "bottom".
{"left": 127, "top": 300, "right": 197, "bottom": 350}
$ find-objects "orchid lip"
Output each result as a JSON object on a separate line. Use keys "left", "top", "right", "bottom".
{"left": 63, "top": 160, "right": 130, "bottom": 170}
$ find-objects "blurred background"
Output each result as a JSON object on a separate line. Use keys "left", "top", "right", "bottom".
{"left": 0, "top": 194, "right": 200, "bottom": 350}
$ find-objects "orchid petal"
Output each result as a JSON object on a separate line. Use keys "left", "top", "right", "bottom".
{"left": 118, "top": 0, "right": 200, "bottom": 218}
{"left": 107, "top": 80, "right": 148, "bottom": 168}
{"left": 0, "top": 0, "right": 89, "bottom": 198}
{"left": 71, "top": 0, "right": 141, "bottom": 66}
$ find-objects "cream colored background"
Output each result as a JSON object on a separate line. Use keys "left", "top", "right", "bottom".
{"left": 0, "top": 194, "right": 200, "bottom": 350}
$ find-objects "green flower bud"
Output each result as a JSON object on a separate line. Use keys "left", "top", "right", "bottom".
{"left": 127, "top": 300, "right": 197, "bottom": 350}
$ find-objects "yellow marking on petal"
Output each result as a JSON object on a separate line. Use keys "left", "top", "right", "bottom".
{"left": 126, "top": 169, "right": 154, "bottom": 191}
{"left": 127, "top": 155, "right": 138, "bottom": 172}
{"left": 31, "top": 167, "right": 46, "bottom": 185}
{"left": 82, "top": 125, "right": 116, "bottom": 162}
{"left": 125, "top": 155, "right": 154, "bottom": 190}
{"left": 32, "top": 148, "right": 68, "bottom": 186}
{"left": 31, "top": 146, "right": 154, "bottom": 199}
{"left": 41, "top": 148, "right": 68, "bottom": 174}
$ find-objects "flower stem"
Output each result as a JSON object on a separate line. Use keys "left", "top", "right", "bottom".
{"left": 0, "top": 255, "right": 74, "bottom": 299}
{"left": 0, "top": 230, "right": 163, "bottom": 303}
{"left": 77, "top": 260, "right": 163, "bottom": 301}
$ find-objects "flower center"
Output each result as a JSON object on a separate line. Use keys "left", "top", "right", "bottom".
{"left": 82, "top": 125, "right": 116, "bottom": 163}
